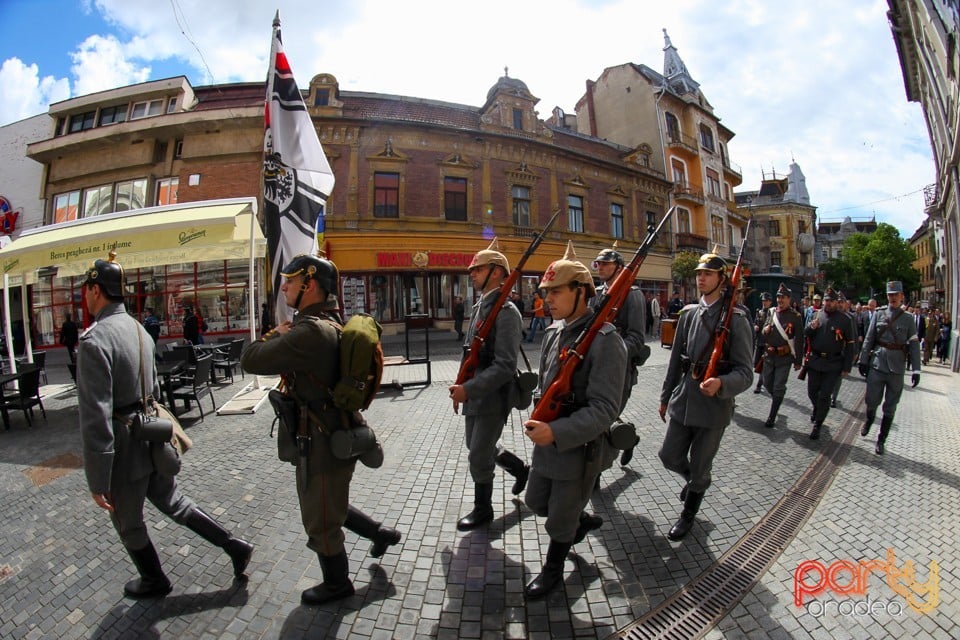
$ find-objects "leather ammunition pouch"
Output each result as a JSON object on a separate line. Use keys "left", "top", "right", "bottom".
{"left": 268, "top": 389, "right": 300, "bottom": 464}
{"left": 765, "top": 344, "right": 792, "bottom": 357}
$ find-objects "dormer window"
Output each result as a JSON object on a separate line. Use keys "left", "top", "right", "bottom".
{"left": 512, "top": 108, "right": 523, "bottom": 130}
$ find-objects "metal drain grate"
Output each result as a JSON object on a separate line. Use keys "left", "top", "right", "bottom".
{"left": 613, "top": 404, "right": 864, "bottom": 640}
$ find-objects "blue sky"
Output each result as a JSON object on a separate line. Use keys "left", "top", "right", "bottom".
{"left": 0, "top": 0, "right": 937, "bottom": 240}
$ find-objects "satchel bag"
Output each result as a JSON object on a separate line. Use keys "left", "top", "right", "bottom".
{"left": 511, "top": 345, "right": 538, "bottom": 411}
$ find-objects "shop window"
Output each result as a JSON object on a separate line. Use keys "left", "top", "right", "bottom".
{"left": 373, "top": 172, "right": 400, "bottom": 218}
{"left": 610, "top": 203, "right": 624, "bottom": 238}
{"left": 444, "top": 177, "right": 467, "bottom": 221}
{"left": 567, "top": 195, "right": 584, "bottom": 233}
{"left": 512, "top": 185, "right": 530, "bottom": 226}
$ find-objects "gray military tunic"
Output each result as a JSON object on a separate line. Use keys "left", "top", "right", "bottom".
{"left": 525, "top": 309, "right": 626, "bottom": 542}
{"left": 460, "top": 290, "right": 523, "bottom": 483}
{"left": 78, "top": 302, "right": 195, "bottom": 550}
{"left": 760, "top": 306, "right": 804, "bottom": 399}
{"left": 860, "top": 304, "right": 922, "bottom": 419}
{"left": 592, "top": 282, "right": 645, "bottom": 411}
{"left": 658, "top": 299, "right": 753, "bottom": 493}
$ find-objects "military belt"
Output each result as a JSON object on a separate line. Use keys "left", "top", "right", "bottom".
{"left": 765, "top": 345, "right": 792, "bottom": 356}
{"left": 877, "top": 340, "right": 908, "bottom": 352}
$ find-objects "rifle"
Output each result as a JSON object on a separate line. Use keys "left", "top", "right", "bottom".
{"left": 531, "top": 207, "right": 675, "bottom": 422}
{"left": 700, "top": 219, "right": 752, "bottom": 382}
{"left": 797, "top": 308, "right": 821, "bottom": 380}
{"left": 455, "top": 208, "right": 562, "bottom": 387}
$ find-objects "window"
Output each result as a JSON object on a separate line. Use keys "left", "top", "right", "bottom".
{"left": 53, "top": 191, "right": 80, "bottom": 223}
{"left": 98, "top": 105, "right": 127, "bottom": 126}
{"left": 373, "top": 172, "right": 399, "bottom": 218}
{"left": 665, "top": 112, "right": 680, "bottom": 142}
{"left": 567, "top": 195, "right": 584, "bottom": 233}
{"left": 727, "top": 224, "right": 735, "bottom": 248}
{"left": 114, "top": 179, "right": 147, "bottom": 211}
{"left": 83, "top": 185, "right": 113, "bottom": 217}
{"left": 711, "top": 215, "right": 724, "bottom": 245}
{"left": 706, "top": 168, "right": 721, "bottom": 197}
{"left": 512, "top": 186, "right": 531, "bottom": 226}
{"left": 166, "top": 97, "right": 178, "bottom": 113}
{"left": 174, "top": 139, "right": 183, "bottom": 159}
{"left": 610, "top": 203, "right": 624, "bottom": 238}
{"left": 677, "top": 207, "right": 691, "bottom": 234}
{"left": 68, "top": 111, "right": 96, "bottom": 133}
{"left": 671, "top": 159, "right": 687, "bottom": 186}
{"left": 130, "top": 99, "right": 164, "bottom": 120}
{"left": 156, "top": 178, "right": 179, "bottom": 206}
{"left": 768, "top": 219, "right": 781, "bottom": 236}
{"left": 798, "top": 220, "right": 807, "bottom": 234}
{"left": 512, "top": 108, "right": 523, "bottom": 130}
{"left": 315, "top": 89, "right": 330, "bottom": 107}
{"left": 444, "top": 177, "right": 467, "bottom": 221}
{"left": 771, "top": 251, "right": 782, "bottom": 266}
{"left": 699, "top": 124, "right": 715, "bottom": 153}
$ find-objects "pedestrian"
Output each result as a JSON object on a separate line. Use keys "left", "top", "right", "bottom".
{"left": 829, "top": 292, "right": 859, "bottom": 408}
{"left": 667, "top": 291, "right": 684, "bottom": 316}
{"left": 658, "top": 250, "right": 753, "bottom": 541}
{"left": 260, "top": 302, "right": 274, "bottom": 337}
{"left": 923, "top": 311, "right": 938, "bottom": 365}
{"left": 521, "top": 243, "right": 627, "bottom": 598}
{"left": 752, "top": 292, "right": 773, "bottom": 393}
{"left": 60, "top": 312, "right": 79, "bottom": 363}
{"left": 77, "top": 252, "right": 253, "bottom": 599}
{"left": 802, "top": 287, "right": 856, "bottom": 440}
{"left": 448, "top": 238, "right": 526, "bottom": 530}
{"left": 649, "top": 291, "right": 662, "bottom": 338}
{"left": 526, "top": 290, "right": 548, "bottom": 342}
{"left": 859, "top": 280, "right": 922, "bottom": 455}
{"left": 589, "top": 246, "right": 646, "bottom": 469}
{"left": 240, "top": 254, "right": 401, "bottom": 605}
{"left": 142, "top": 308, "right": 161, "bottom": 344}
{"left": 804, "top": 293, "right": 823, "bottom": 325}
{"left": 760, "top": 284, "right": 804, "bottom": 428}
{"left": 937, "top": 311, "right": 952, "bottom": 363}
{"left": 182, "top": 306, "right": 199, "bottom": 345}
{"left": 453, "top": 295, "right": 465, "bottom": 341}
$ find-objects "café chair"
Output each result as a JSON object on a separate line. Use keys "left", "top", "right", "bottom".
{"left": 212, "top": 339, "right": 244, "bottom": 384}
{"left": 171, "top": 355, "right": 215, "bottom": 422}
{"left": 1, "top": 366, "right": 46, "bottom": 427}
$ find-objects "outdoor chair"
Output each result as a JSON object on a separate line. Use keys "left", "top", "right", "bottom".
{"left": 1, "top": 366, "right": 46, "bottom": 427}
{"left": 212, "top": 339, "right": 244, "bottom": 384}
{"left": 33, "top": 351, "right": 48, "bottom": 385}
{"left": 170, "top": 355, "right": 215, "bottom": 422}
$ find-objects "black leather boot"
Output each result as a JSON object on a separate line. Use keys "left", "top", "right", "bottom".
{"left": 525, "top": 540, "right": 571, "bottom": 599}
{"left": 124, "top": 541, "right": 173, "bottom": 598}
{"left": 457, "top": 483, "right": 494, "bottom": 531}
{"left": 754, "top": 379, "right": 763, "bottom": 393}
{"left": 861, "top": 410, "right": 876, "bottom": 436}
{"left": 345, "top": 505, "right": 402, "bottom": 558}
{"left": 184, "top": 507, "right": 254, "bottom": 578}
{"left": 876, "top": 415, "right": 893, "bottom": 455}
{"left": 495, "top": 449, "right": 529, "bottom": 495}
{"left": 572, "top": 512, "right": 603, "bottom": 544}
{"left": 765, "top": 397, "right": 783, "bottom": 428}
{"left": 668, "top": 491, "right": 704, "bottom": 541}
{"left": 809, "top": 423, "right": 822, "bottom": 440}
{"left": 301, "top": 550, "right": 355, "bottom": 605}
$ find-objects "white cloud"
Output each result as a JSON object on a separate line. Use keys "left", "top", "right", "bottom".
{"left": 0, "top": 59, "right": 71, "bottom": 126}
{"left": 70, "top": 34, "right": 152, "bottom": 97}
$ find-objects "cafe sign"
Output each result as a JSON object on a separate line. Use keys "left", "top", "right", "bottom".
{"left": 376, "top": 251, "right": 475, "bottom": 269}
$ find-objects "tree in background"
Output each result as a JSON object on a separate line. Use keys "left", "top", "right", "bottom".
{"left": 820, "top": 223, "right": 920, "bottom": 300}
{"left": 671, "top": 251, "right": 701, "bottom": 302}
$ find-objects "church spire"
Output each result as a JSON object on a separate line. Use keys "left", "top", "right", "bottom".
{"left": 662, "top": 29, "right": 700, "bottom": 95}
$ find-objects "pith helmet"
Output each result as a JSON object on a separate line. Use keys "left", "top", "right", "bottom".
{"left": 823, "top": 287, "right": 838, "bottom": 301}
{"left": 83, "top": 250, "right": 125, "bottom": 299}
{"left": 281, "top": 253, "right": 339, "bottom": 295}
{"left": 695, "top": 249, "right": 727, "bottom": 273}
{"left": 776, "top": 283, "right": 792, "bottom": 298}
{"left": 594, "top": 242, "right": 624, "bottom": 268}
{"left": 886, "top": 280, "right": 904, "bottom": 294}
{"left": 813, "top": 293, "right": 822, "bottom": 301}
{"left": 468, "top": 237, "right": 510, "bottom": 272}
{"left": 540, "top": 241, "right": 596, "bottom": 297}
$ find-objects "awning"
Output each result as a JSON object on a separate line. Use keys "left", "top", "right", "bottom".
{"left": 0, "top": 198, "right": 265, "bottom": 284}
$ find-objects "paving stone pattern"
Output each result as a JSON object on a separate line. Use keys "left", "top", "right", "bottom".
{"left": 0, "top": 332, "right": 956, "bottom": 639}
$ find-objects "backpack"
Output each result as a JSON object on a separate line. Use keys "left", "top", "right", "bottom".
{"left": 331, "top": 313, "right": 384, "bottom": 412}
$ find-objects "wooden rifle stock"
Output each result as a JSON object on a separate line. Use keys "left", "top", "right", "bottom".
{"left": 455, "top": 208, "right": 562, "bottom": 385}
{"left": 531, "top": 207, "right": 675, "bottom": 422}
{"left": 701, "top": 219, "right": 752, "bottom": 381}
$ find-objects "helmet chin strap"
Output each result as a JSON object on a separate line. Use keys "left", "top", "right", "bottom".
{"left": 293, "top": 278, "right": 310, "bottom": 310}
{"left": 478, "top": 266, "right": 494, "bottom": 292}
{"left": 561, "top": 285, "right": 584, "bottom": 322}
{"left": 703, "top": 275, "right": 724, "bottom": 299}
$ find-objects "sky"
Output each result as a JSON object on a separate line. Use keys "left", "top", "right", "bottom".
{"left": 0, "top": 0, "right": 936, "bottom": 239}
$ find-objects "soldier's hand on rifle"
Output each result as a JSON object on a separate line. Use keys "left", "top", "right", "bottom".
{"left": 793, "top": 363, "right": 801, "bottom": 371}
{"left": 92, "top": 493, "right": 114, "bottom": 513}
{"left": 858, "top": 363, "right": 869, "bottom": 377}
{"left": 912, "top": 373, "right": 920, "bottom": 388}
{"left": 449, "top": 384, "right": 467, "bottom": 414}
{"left": 699, "top": 377, "right": 721, "bottom": 397}
{"left": 274, "top": 320, "right": 294, "bottom": 336}
{"left": 524, "top": 419, "right": 554, "bottom": 446}
{"left": 763, "top": 325, "right": 771, "bottom": 335}
{"left": 658, "top": 403, "right": 667, "bottom": 423}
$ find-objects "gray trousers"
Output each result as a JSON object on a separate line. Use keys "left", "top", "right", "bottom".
{"left": 658, "top": 419, "right": 726, "bottom": 493}
{"left": 761, "top": 355, "right": 793, "bottom": 399}
{"left": 110, "top": 470, "right": 196, "bottom": 550}
{"left": 464, "top": 412, "right": 507, "bottom": 484}
{"left": 865, "top": 369, "right": 906, "bottom": 419}
{"left": 525, "top": 469, "right": 593, "bottom": 543}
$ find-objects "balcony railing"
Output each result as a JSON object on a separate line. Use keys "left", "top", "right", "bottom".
{"left": 675, "top": 232, "right": 710, "bottom": 253}
{"left": 722, "top": 159, "right": 742, "bottom": 180}
{"left": 673, "top": 183, "right": 705, "bottom": 205}
{"left": 665, "top": 130, "right": 698, "bottom": 154}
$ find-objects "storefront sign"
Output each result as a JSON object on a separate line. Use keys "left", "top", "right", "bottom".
{"left": 376, "top": 251, "right": 475, "bottom": 269}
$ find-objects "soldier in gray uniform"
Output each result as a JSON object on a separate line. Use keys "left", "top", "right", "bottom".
{"left": 78, "top": 253, "right": 252, "bottom": 599}
{"left": 760, "top": 283, "right": 804, "bottom": 428}
{"left": 753, "top": 292, "right": 773, "bottom": 393}
{"left": 829, "top": 292, "right": 859, "bottom": 408}
{"left": 658, "top": 251, "right": 753, "bottom": 541}
{"left": 589, "top": 246, "right": 646, "bottom": 468}
{"left": 448, "top": 238, "right": 525, "bottom": 530}
{"left": 802, "top": 287, "right": 856, "bottom": 440}
{"left": 858, "top": 280, "right": 921, "bottom": 454}
{"left": 241, "top": 254, "right": 401, "bottom": 605}
{"left": 522, "top": 243, "right": 627, "bottom": 598}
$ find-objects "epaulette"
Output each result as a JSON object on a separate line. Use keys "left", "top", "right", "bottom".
{"left": 598, "top": 322, "right": 616, "bottom": 335}
{"left": 732, "top": 306, "right": 748, "bottom": 316}
{"left": 78, "top": 321, "right": 99, "bottom": 341}
{"left": 681, "top": 303, "right": 699, "bottom": 313}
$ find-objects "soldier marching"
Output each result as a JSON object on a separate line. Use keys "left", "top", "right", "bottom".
{"left": 752, "top": 291, "right": 773, "bottom": 393}
{"left": 759, "top": 283, "right": 804, "bottom": 428}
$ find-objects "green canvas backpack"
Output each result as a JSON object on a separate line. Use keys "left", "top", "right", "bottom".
{"left": 331, "top": 313, "right": 384, "bottom": 412}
